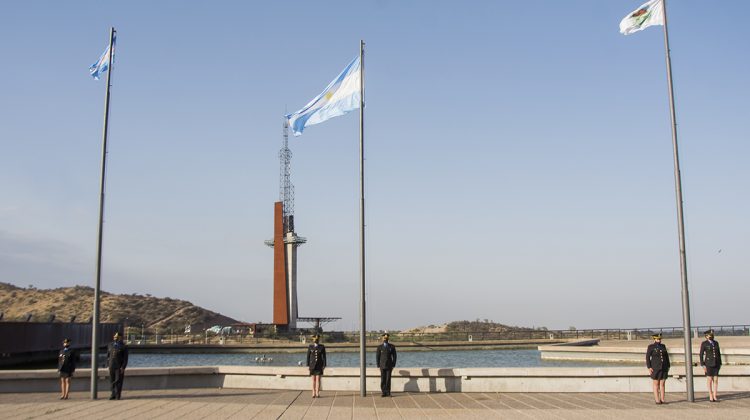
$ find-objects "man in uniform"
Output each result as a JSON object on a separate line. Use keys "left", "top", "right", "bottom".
{"left": 700, "top": 329, "right": 722, "bottom": 402}
{"left": 107, "top": 331, "right": 129, "bottom": 400}
{"left": 645, "top": 333, "right": 670, "bottom": 405}
{"left": 375, "top": 333, "right": 397, "bottom": 397}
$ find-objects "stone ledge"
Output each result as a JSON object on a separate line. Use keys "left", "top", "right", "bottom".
{"left": 2, "top": 365, "right": 750, "bottom": 393}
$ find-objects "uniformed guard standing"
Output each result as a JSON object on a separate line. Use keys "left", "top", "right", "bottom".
{"left": 58, "top": 338, "right": 77, "bottom": 400}
{"left": 375, "top": 333, "right": 397, "bottom": 397}
{"left": 107, "top": 332, "right": 129, "bottom": 400}
{"left": 645, "top": 333, "right": 670, "bottom": 405}
{"left": 306, "top": 334, "right": 326, "bottom": 398}
{"left": 700, "top": 329, "right": 722, "bottom": 402}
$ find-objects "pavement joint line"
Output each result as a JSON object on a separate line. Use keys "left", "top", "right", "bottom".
{"left": 565, "top": 393, "right": 616, "bottom": 410}
{"left": 521, "top": 394, "right": 568, "bottom": 419}
{"left": 139, "top": 401, "right": 192, "bottom": 419}
{"left": 521, "top": 393, "right": 562, "bottom": 410}
{"left": 491, "top": 392, "right": 536, "bottom": 419}
{"left": 318, "top": 395, "right": 337, "bottom": 417}
{"left": 81, "top": 400, "right": 157, "bottom": 413}
{"left": 527, "top": 394, "right": 584, "bottom": 419}
{"left": 447, "top": 392, "right": 490, "bottom": 419}
{"left": 152, "top": 399, "right": 210, "bottom": 419}
{"left": 585, "top": 392, "right": 632, "bottom": 409}
{"left": 282, "top": 388, "right": 307, "bottom": 420}
{"left": 465, "top": 392, "right": 510, "bottom": 418}
{"left": 321, "top": 391, "right": 336, "bottom": 420}
{"left": 194, "top": 400, "right": 238, "bottom": 420}
{"left": 2, "top": 402, "right": 43, "bottom": 416}
{"left": 612, "top": 393, "right": 656, "bottom": 409}
{"left": 371, "top": 391, "right": 381, "bottom": 420}
{"left": 250, "top": 389, "right": 297, "bottom": 419}
{"left": 222, "top": 401, "right": 255, "bottom": 420}
{"left": 502, "top": 392, "right": 543, "bottom": 411}
{"left": 226, "top": 400, "right": 266, "bottom": 420}
{"left": 389, "top": 392, "right": 407, "bottom": 420}
{"left": 24, "top": 397, "right": 113, "bottom": 419}
{"left": 405, "top": 392, "right": 431, "bottom": 418}
{"left": 424, "top": 391, "right": 448, "bottom": 412}
{"left": 445, "top": 393, "right": 487, "bottom": 420}
{"left": 130, "top": 399, "right": 188, "bottom": 419}
{"left": 349, "top": 391, "right": 355, "bottom": 420}
{"left": 199, "top": 402, "right": 245, "bottom": 420}
{"left": 148, "top": 399, "right": 199, "bottom": 419}
{"left": 540, "top": 393, "right": 594, "bottom": 412}
{"left": 444, "top": 392, "right": 469, "bottom": 410}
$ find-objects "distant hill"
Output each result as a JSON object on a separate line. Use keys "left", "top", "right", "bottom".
{"left": 0, "top": 282, "right": 242, "bottom": 332}
{"left": 403, "top": 320, "right": 545, "bottom": 334}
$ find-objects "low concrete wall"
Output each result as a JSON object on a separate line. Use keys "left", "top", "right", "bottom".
{"left": 2, "top": 366, "right": 750, "bottom": 393}
{"left": 0, "top": 367, "right": 222, "bottom": 393}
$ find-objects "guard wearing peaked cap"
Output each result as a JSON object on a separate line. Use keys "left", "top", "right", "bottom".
{"left": 646, "top": 333, "right": 670, "bottom": 405}
{"left": 306, "top": 334, "right": 326, "bottom": 398}
{"left": 107, "top": 331, "right": 128, "bottom": 400}
{"left": 376, "top": 333, "right": 397, "bottom": 397}
{"left": 700, "top": 329, "right": 722, "bottom": 402}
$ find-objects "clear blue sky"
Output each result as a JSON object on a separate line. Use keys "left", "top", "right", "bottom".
{"left": 1, "top": 1, "right": 748, "bottom": 331}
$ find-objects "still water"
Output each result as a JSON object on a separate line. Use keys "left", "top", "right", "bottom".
{"left": 129, "top": 349, "right": 626, "bottom": 368}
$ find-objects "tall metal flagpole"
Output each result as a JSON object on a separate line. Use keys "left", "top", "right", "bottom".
{"left": 661, "top": 1, "right": 694, "bottom": 402}
{"left": 358, "top": 39, "right": 367, "bottom": 397}
{"left": 91, "top": 26, "right": 116, "bottom": 400}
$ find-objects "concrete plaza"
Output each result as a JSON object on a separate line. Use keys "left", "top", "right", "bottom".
{"left": 1, "top": 388, "right": 749, "bottom": 419}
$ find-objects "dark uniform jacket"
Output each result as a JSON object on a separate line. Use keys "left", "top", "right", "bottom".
{"left": 306, "top": 343, "right": 327, "bottom": 371}
{"left": 107, "top": 340, "right": 129, "bottom": 370}
{"left": 58, "top": 347, "right": 77, "bottom": 374}
{"left": 700, "top": 339, "right": 722, "bottom": 368}
{"left": 646, "top": 342, "right": 670, "bottom": 371}
{"left": 376, "top": 342, "right": 397, "bottom": 369}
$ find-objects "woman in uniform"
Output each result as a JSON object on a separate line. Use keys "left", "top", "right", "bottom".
{"left": 306, "top": 334, "right": 327, "bottom": 398}
{"left": 700, "top": 329, "right": 722, "bottom": 402}
{"left": 645, "top": 333, "right": 670, "bottom": 404}
{"left": 58, "top": 338, "right": 76, "bottom": 400}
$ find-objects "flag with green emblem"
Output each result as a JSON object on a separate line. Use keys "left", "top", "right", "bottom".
{"left": 619, "top": 0, "right": 664, "bottom": 35}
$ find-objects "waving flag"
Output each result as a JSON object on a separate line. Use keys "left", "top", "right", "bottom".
{"left": 620, "top": 0, "right": 664, "bottom": 35}
{"left": 286, "top": 56, "right": 361, "bottom": 136}
{"left": 89, "top": 37, "right": 116, "bottom": 80}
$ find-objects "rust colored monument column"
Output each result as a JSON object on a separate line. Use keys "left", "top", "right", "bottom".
{"left": 272, "top": 202, "right": 289, "bottom": 326}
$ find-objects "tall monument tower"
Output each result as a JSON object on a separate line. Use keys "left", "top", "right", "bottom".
{"left": 265, "top": 120, "right": 306, "bottom": 330}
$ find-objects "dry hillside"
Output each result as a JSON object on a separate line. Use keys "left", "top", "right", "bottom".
{"left": 403, "top": 320, "right": 542, "bottom": 334}
{"left": 0, "top": 282, "right": 241, "bottom": 332}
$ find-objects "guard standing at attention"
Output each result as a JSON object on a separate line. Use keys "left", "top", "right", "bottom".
{"left": 646, "top": 333, "right": 670, "bottom": 405}
{"left": 306, "top": 334, "right": 327, "bottom": 398}
{"left": 376, "top": 333, "right": 397, "bottom": 397}
{"left": 700, "top": 329, "right": 722, "bottom": 402}
{"left": 107, "top": 331, "right": 129, "bottom": 400}
{"left": 58, "top": 338, "right": 77, "bottom": 400}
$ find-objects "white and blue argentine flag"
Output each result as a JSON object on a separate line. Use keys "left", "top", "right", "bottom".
{"left": 89, "top": 37, "right": 116, "bottom": 80}
{"left": 286, "top": 55, "right": 361, "bottom": 136}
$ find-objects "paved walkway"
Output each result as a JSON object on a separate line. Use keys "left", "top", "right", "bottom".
{"left": 2, "top": 389, "right": 749, "bottom": 419}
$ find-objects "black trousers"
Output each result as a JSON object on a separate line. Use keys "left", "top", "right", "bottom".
{"left": 109, "top": 367, "right": 125, "bottom": 399}
{"left": 380, "top": 368, "right": 393, "bottom": 395}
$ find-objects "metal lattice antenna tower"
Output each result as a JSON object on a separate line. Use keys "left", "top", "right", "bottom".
{"left": 279, "top": 118, "right": 294, "bottom": 232}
